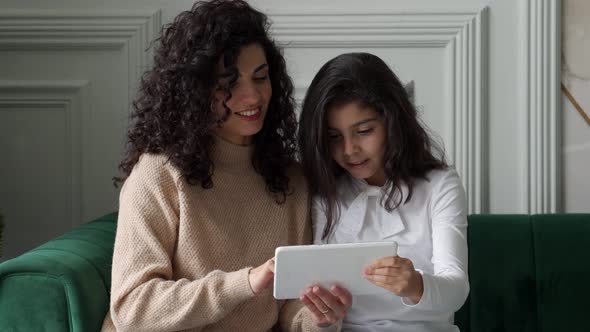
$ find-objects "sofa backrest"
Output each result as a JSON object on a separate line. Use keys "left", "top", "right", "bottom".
{"left": 455, "top": 214, "right": 590, "bottom": 332}
{"left": 0, "top": 212, "right": 117, "bottom": 331}
{"left": 2, "top": 213, "right": 589, "bottom": 331}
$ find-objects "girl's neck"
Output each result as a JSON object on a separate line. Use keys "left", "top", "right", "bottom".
{"left": 364, "top": 169, "right": 386, "bottom": 187}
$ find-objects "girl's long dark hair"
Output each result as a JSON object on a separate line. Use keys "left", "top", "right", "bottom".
{"left": 115, "top": 0, "right": 297, "bottom": 203}
{"left": 298, "top": 52, "right": 447, "bottom": 239}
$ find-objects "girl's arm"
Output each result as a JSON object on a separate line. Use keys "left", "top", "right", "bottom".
{"left": 108, "top": 155, "right": 256, "bottom": 331}
{"left": 402, "top": 169, "right": 470, "bottom": 312}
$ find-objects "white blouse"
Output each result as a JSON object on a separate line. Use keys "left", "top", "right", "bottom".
{"left": 312, "top": 169, "right": 469, "bottom": 332}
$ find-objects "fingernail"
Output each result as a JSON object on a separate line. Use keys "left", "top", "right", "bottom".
{"left": 313, "top": 286, "right": 320, "bottom": 293}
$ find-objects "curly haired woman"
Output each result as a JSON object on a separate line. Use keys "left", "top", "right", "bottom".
{"left": 100, "top": 1, "right": 351, "bottom": 331}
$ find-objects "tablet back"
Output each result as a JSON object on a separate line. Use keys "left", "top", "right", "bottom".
{"left": 273, "top": 241, "right": 397, "bottom": 299}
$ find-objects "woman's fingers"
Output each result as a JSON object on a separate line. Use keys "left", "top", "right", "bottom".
{"left": 331, "top": 285, "right": 352, "bottom": 308}
{"left": 300, "top": 284, "right": 353, "bottom": 326}
{"left": 305, "top": 287, "right": 338, "bottom": 322}
{"left": 312, "top": 286, "right": 347, "bottom": 315}
{"left": 248, "top": 258, "right": 275, "bottom": 295}
{"left": 300, "top": 294, "right": 327, "bottom": 322}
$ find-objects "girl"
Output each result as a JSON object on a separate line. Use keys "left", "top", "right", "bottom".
{"left": 298, "top": 52, "right": 469, "bottom": 332}
{"left": 102, "top": 1, "right": 350, "bottom": 331}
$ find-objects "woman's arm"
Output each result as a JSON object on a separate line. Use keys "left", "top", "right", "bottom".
{"left": 108, "top": 155, "right": 256, "bottom": 332}
{"left": 278, "top": 195, "right": 351, "bottom": 331}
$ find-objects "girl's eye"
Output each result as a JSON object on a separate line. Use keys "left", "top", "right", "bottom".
{"left": 357, "top": 128, "right": 374, "bottom": 135}
{"left": 253, "top": 75, "right": 269, "bottom": 81}
{"left": 328, "top": 133, "right": 341, "bottom": 140}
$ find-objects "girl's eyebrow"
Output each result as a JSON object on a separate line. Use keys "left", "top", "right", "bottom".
{"left": 327, "top": 118, "right": 379, "bottom": 130}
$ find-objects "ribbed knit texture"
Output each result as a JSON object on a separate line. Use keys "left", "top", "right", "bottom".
{"left": 101, "top": 137, "right": 323, "bottom": 332}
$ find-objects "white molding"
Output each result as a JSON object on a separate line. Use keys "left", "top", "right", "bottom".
{"left": 279, "top": 8, "right": 488, "bottom": 213}
{"left": 0, "top": 10, "right": 162, "bottom": 115}
{"left": 270, "top": 11, "right": 485, "bottom": 49}
{"left": 0, "top": 80, "right": 90, "bottom": 227}
{"left": 521, "top": 0, "right": 561, "bottom": 213}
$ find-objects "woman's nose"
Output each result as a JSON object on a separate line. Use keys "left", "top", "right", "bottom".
{"left": 234, "top": 82, "right": 261, "bottom": 104}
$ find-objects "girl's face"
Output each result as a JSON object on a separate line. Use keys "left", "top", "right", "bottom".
{"left": 327, "top": 101, "right": 387, "bottom": 186}
{"left": 212, "top": 43, "right": 272, "bottom": 145}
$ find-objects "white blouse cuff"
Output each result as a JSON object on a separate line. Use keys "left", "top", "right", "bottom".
{"left": 400, "top": 269, "right": 431, "bottom": 309}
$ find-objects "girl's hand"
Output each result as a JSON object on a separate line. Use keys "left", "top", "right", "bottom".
{"left": 300, "top": 285, "right": 352, "bottom": 327}
{"left": 363, "top": 255, "right": 424, "bottom": 303}
{"left": 248, "top": 258, "right": 275, "bottom": 295}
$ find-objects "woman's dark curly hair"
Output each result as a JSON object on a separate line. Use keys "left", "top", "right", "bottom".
{"left": 298, "top": 52, "right": 448, "bottom": 239}
{"left": 115, "top": 0, "right": 297, "bottom": 203}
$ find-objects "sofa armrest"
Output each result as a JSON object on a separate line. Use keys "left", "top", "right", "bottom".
{"left": 0, "top": 213, "right": 117, "bottom": 332}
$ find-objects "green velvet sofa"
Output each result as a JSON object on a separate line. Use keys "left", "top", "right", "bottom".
{"left": 1, "top": 213, "right": 589, "bottom": 331}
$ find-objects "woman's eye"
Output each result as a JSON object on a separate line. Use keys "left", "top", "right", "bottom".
{"left": 328, "top": 134, "right": 341, "bottom": 140}
{"left": 253, "top": 75, "right": 269, "bottom": 81}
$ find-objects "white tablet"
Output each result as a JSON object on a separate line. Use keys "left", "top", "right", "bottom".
{"left": 273, "top": 241, "right": 398, "bottom": 299}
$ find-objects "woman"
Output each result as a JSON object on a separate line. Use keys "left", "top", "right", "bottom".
{"left": 101, "top": 1, "right": 351, "bottom": 331}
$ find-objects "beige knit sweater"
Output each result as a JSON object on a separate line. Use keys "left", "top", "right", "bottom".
{"left": 101, "top": 137, "right": 328, "bottom": 332}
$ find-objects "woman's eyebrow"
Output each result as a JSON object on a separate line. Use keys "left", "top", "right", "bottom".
{"left": 253, "top": 63, "right": 269, "bottom": 73}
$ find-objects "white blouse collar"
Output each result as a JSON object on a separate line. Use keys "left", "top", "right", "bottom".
{"left": 337, "top": 176, "right": 406, "bottom": 239}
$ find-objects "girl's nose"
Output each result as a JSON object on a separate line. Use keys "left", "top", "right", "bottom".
{"left": 343, "top": 137, "right": 358, "bottom": 156}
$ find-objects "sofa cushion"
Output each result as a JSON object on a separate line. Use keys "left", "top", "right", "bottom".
{"left": 455, "top": 215, "right": 538, "bottom": 332}
{"left": 532, "top": 214, "right": 590, "bottom": 332}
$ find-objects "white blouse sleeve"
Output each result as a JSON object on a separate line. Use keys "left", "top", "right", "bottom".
{"left": 402, "top": 169, "right": 470, "bottom": 313}
{"left": 311, "top": 196, "right": 329, "bottom": 244}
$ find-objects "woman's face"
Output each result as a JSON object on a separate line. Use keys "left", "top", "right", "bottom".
{"left": 326, "top": 101, "right": 387, "bottom": 186}
{"left": 212, "top": 43, "right": 272, "bottom": 145}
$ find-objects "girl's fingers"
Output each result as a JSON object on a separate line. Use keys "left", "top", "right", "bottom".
{"left": 367, "top": 266, "right": 400, "bottom": 276}
{"left": 371, "top": 280, "right": 394, "bottom": 292}
{"left": 364, "top": 273, "right": 395, "bottom": 284}
{"left": 365, "top": 256, "right": 414, "bottom": 275}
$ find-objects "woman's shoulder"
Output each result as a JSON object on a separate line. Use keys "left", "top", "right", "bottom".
{"left": 286, "top": 162, "right": 308, "bottom": 187}
{"left": 128, "top": 153, "right": 183, "bottom": 186}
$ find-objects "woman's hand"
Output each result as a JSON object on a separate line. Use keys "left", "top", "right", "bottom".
{"left": 363, "top": 255, "right": 424, "bottom": 303}
{"left": 300, "top": 285, "right": 352, "bottom": 327}
{"left": 248, "top": 258, "right": 275, "bottom": 295}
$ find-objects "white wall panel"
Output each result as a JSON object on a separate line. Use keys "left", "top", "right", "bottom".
{"left": 0, "top": 0, "right": 562, "bottom": 260}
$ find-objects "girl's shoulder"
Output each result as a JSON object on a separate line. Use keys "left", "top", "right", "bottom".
{"left": 423, "top": 167, "right": 462, "bottom": 189}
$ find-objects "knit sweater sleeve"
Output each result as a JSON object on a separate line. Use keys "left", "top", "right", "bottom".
{"left": 109, "top": 154, "right": 255, "bottom": 332}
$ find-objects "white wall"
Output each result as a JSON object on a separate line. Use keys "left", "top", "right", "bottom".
{"left": 0, "top": 0, "right": 563, "bottom": 261}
